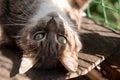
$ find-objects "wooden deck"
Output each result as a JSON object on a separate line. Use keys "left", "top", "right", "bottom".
{"left": 0, "top": 17, "right": 120, "bottom": 80}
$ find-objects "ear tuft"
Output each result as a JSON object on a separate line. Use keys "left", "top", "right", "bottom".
{"left": 19, "top": 57, "right": 35, "bottom": 74}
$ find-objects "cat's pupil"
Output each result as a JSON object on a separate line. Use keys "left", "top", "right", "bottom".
{"left": 34, "top": 33, "right": 44, "bottom": 40}
{"left": 58, "top": 35, "right": 66, "bottom": 44}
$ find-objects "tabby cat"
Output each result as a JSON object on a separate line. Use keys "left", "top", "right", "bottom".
{"left": 0, "top": 0, "right": 91, "bottom": 74}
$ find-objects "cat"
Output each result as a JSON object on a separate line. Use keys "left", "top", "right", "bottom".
{"left": 0, "top": 0, "right": 91, "bottom": 74}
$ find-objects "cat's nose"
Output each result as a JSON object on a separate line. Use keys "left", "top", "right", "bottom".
{"left": 45, "top": 18, "right": 57, "bottom": 32}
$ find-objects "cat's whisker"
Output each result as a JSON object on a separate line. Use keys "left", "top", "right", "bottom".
{"left": 23, "top": 0, "right": 37, "bottom": 11}
{"left": 17, "top": 46, "right": 38, "bottom": 55}
{"left": 18, "top": 43, "right": 38, "bottom": 52}
{"left": 4, "top": 23, "right": 26, "bottom": 26}
{"left": 19, "top": 9, "right": 31, "bottom": 18}
{"left": 6, "top": 16, "right": 26, "bottom": 24}
{"left": 17, "top": 0, "right": 38, "bottom": 18}
{"left": 7, "top": 9, "right": 30, "bottom": 22}
{"left": 17, "top": 40, "right": 39, "bottom": 51}
{"left": 7, "top": 15, "right": 28, "bottom": 22}
{"left": 11, "top": 36, "right": 22, "bottom": 39}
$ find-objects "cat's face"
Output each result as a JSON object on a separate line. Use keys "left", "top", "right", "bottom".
{"left": 18, "top": 14, "right": 82, "bottom": 73}
{"left": 16, "top": 0, "right": 91, "bottom": 74}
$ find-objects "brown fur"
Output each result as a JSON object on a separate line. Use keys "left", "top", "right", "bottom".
{"left": 0, "top": 0, "right": 91, "bottom": 73}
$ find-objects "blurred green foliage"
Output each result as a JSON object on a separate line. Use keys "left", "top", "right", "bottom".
{"left": 87, "top": 0, "right": 120, "bottom": 30}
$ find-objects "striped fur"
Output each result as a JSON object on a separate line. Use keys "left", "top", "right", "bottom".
{"left": 0, "top": 0, "right": 91, "bottom": 74}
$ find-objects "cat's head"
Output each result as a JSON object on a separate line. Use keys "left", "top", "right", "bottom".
{"left": 17, "top": 0, "right": 91, "bottom": 74}
{"left": 18, "top": 15, "right": 82, "bottom": 73}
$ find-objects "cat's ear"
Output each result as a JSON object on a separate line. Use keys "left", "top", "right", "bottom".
{"left": 59, "top": 34, "right": 82, "bottom": 72}
{"left": 19, "top": 55, "right": 38, "bottom": 74}
{"left": 59, "top": 52, "right": 79, "bottom": 72}
{"left": 69, "top": 0, "right": 91, "bottom": 11}
{"left": 19, "top": 57, "right": 34, "bottom": 74}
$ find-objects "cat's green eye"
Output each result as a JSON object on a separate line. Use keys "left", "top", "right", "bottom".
{"left": 34, "top": 33, "right": 45, "bottom": 40}
{"left": 58, "top": 35, "right": 67, "bottom": 44}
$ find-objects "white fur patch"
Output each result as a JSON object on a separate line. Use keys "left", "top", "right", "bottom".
{"left": 29, "top": 0, "right": 75, "bottom": 29}
{"left": 52, "top": 0, "right": 71, "bottom": 10}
